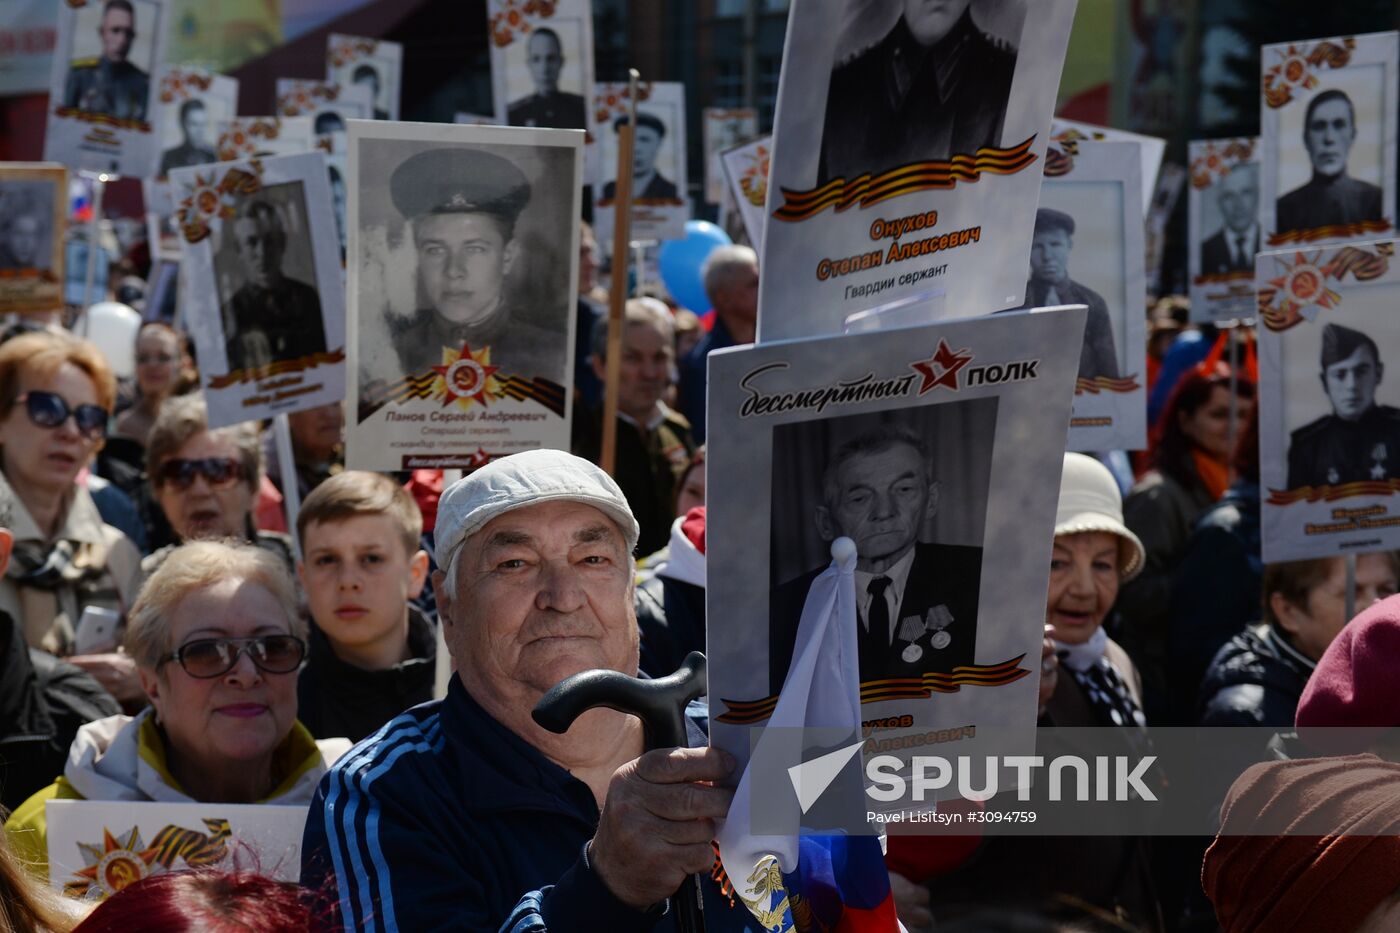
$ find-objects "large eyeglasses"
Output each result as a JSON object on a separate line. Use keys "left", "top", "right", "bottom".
{"left": 14, "top": 391, "right": 108, "bottom": 440}
{"left": 158, "top": 457, "right": 244, "bottom": 490}
{"left": 163, "top": 635, "right": 306, "bottom": 679}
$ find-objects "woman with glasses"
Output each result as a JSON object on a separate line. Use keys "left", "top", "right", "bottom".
{"left": 0, "top": 331, "right": 144, "bottom": 664}
{"left": 142, "top": 394, "right": 294, "bottom": 572}
{"left": 4, "top": 540, "right": 350, "bottom": 876}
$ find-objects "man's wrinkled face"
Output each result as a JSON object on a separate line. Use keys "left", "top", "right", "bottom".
{"left": 526, "top": 31, "right": 564, "bottom": 94}
{"left": 232, "top": 212, "right": 286, "bottom": 288}
{"left": 1304, "top": 97, "right": 1356, "bottom": 178}
{"left": 1217, "top": 166, "right": 1258, "bottom": 233}
{"left": 99, "top": 7, "right": 135, "bottom": 62}
{"left": 597, "top": 321, "right": 672, "bottom": 420}
{"left": 414, "top": 212, "right": 516, "bottom": 325}
{"left": 632, "top": 125, "right": 662, "bottom": 178}
{"left": 1029, "top": 229, "right": 1072, "bottom": 286}
{"left": 817, "top": 442, "right": 936, "bottom": 568}
{"left": 7, "top": 215, "right": 39, "bottom": 267}
{"left": 437, "top": 500, "right": 637, "bottom": 705}
{"left": 903, "top": 0, "right": 972, "bottom": 45}
{"left": 1323, "top": 345, "right": 1381, "bottom": 421}
{"left": 181, "top": 106, "right": 208, "bottom": 148}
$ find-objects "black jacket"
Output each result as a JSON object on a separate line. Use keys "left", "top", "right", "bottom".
{"left": 0, "top": 610, "right": 120, "bottom": 811}
{"left": 634, "top": 573, "right": 705, "bottom": 679}
{"left": 296, "top": 607, "right": 436, "bottom": 743}
{"left": 1197, "top": 624, "right": 1314, "bottom": 729}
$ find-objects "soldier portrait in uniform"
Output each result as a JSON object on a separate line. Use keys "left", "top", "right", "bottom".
{"left": 213, "top": 184, "right": 328, "bottom": 373}
{"left": 1276, "top": 89, "right": 1384, "bottom": 233}
{"left": 0, "top": 184, "right": 53, "bottom": 272}
{"left": 352, "top": 64, "right": 391, "bottom": 121}
{"left": 506, "top": 28, "right": 588, "bottom": 130}
{"left": 602, "top": 113, "right": 679, "bottom": 201}
{"left": 158, "top": 99, "right": 217, "bottom": 176}
{"left": 62, "top": 0, "right": 154, "bottom": 123}
{"left": 1005, "top": 208, "right": 1120, "bottom": 381}
{"left": 816, "top": 0, "right": 1021, "bottom": 184}
{"left": 1286, "top": 323, "right": 1400, "bottom": 490}
{"left": 1200, "top": 162, "right": 1259, "bottom": 276}
{"left": 767, "top": 404, "right": 994, "bottom": 693}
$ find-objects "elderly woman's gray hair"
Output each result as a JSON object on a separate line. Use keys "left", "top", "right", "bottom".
{"left": 124, "top": 540, "right": 305, "bottom": 669}
{"left": 146, "top": 393, "right": 262, "bottom": 491}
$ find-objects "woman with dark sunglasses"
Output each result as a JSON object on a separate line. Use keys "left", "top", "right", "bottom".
{"left": 4, "top": 540, "right": 351, "bottom": 875}
{"left": 142, "top": 394, "right": 295, "bottom": 575}
{"left": 0, "top": 331, "right": 144, "bottom": 671}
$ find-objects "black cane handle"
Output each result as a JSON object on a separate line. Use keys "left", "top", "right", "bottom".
{"left": 532, "top": 651, "right": 709, "bottom": 933}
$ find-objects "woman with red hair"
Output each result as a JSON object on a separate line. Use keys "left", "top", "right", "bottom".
{"left": 1114, "top": 361, "right": 1255, "bottom": 721}
{"left": 71, "top": 871, "right": 331, "bottom": 933}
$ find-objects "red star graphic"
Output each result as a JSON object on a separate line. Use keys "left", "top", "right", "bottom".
{"left": 911, "top": 339, "right": 972, "bottom": 394}
{"left": 432, "top": 343, "right": 499, "bottom": 407}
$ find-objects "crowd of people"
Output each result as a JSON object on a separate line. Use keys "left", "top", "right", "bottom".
{"left": 0, "top": 221, "right": 1397, "bottom": 933}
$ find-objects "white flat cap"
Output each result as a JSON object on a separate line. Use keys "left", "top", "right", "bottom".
{"left": 1054, "top": 452, "right": 1145, "bottom": 581}
{"left": 433, "top": 449, "right": 640, "bottom": 567}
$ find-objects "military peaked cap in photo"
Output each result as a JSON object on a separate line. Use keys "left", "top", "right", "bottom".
{"left": 612, "top": 112, "right": 666, "bottom": 137}
{"left": 1033, "top": 208, "right": 1075, "bottom": 237}
{"left": 390, "top": 148, "right": 531, "bottom": 223}
{"left": 1321, "top": 322, "right": 1380, "bottom": 369}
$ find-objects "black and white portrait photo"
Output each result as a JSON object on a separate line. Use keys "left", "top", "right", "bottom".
{"left": 276, "top": 79, "right": 372, "bottom": 155}
{"left": 159, "top": 98, "right": 216, "bottom": 174}
{"left": 61, "top": 0, "right": 157, "bottom": 123}
{"left": 767, "top": 402, "right": 995, "bottom": 693}
{"left": 0, "top": 166, "right": 66, "bottom": 315}
{"left": 327, "top": 34, "right": 403, "bottom": 121}
{"left": 703, "top": 108, "right": 758, "bottom": 204}
{"left": 172, "top": 152, "right": 345, "bottom": 426}
{"left": 1261, "top": 32, "right": 1396, "bottom": 247}
{"left": 1277, "top": 90, "right": 1383, "bottom": 232}
{"left": 507, "top": 27, "right": 586, "bottom": 130}
{"left": 1006, "top": 208, "right": 1120, "bottom": 382}
{"left": 351, "top": 65, "right": 389, "bottom": 121}
{"left": 602, "top": 112, "right": 679, "bottom": 201}
{"left": 488, "top": 1, "right": 594, "bottom": 132}
{"left": 0, "top": 183, "right": 54, "bottom": 271}
{"left": 1286, "top": 322, "right": 1400, "bottom": 489}
{"left": 1200, "top": 162, "right": 1259, "bottom": 275}
{"left": 816, "top": 0, "right": 1022, "bottom": 184}
{"left": 213, "top": 183, "right": 328, "bottom": 373}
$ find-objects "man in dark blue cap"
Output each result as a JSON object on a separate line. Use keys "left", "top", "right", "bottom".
{"left": 602, "top": 113, "right": 679, "bottom": 202}
{"left": 1004, "top": 207, "right": 1120, "bottom": 381}
{"left": 1287, "top": 322, "right": 1400, "bottom": 489}
{"left": 386, "top": 147, "right": 566, "bottom": 385}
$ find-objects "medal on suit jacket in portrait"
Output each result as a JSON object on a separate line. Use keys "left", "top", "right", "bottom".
{"left": 1256, "top": 237, "right": 1400, "bottom": 562}
{"left": 170, "top": 152, "right": 347, "bottom": 429}
{"left": 1259, "top": 31, "right": 1398, "bottom": 250}
{"left": 705, "top": 308, "right": 1086, "bottom": 817}
{"left": 344, "top": 121, "right": 583, "bottom": 472}
{"left": 755, "top": 0, "right": 1078, "bottom": 343}
{"left": 43, "top": 0, "right": 171, "bottom": 177}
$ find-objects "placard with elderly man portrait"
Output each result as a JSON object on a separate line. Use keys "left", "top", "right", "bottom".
{"left": 170, "top": 151, "right": 347, "bottom": 428}
{"left": 1187, "top": 137, "right": 1260, "bottom": 323}
{"left": 1260, "top": 31, "right": 1397, "bottom": 249}
{"left": 43, "top": 0, "right": 169, "bottom": 177}
{"left": 346, "top": 121, "right": 582, "bottom": 471}
{"left": 706, "top": 308, "right": 1085, "bottom": 818}
{"left": 1257, "top": 237, "right": 1400, "bottom": 562}
{"left": 0, "top": 163, "right": 67, "bottom": 316}
{"left": 592, "top": 81, "right": 688, "bottom": 248}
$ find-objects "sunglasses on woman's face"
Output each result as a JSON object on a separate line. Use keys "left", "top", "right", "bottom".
{"left": 14, "top": 391, "right": 108, "bottom": 440}
{"left": 158, "top": 457, "right": 244, "bottom": 490}
{"left": 163, "top": 635, "right": 306, "bottom": 679}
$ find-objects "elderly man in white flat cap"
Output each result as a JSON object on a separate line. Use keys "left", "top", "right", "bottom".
{"left": 300, "top": 449, "right": 763, "bottom": 932}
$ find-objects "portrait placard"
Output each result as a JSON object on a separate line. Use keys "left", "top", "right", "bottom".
{"left": 1260, "top": 32, "right": 1398, "bottom": 249}
{"left": 275, "top": 79, "right": 372, "bottom": 156}
{"left": 46, "top": 800, "right": 305, "bottom": 898}
{"left": 144, "top": 67, "right": 238, "bottom": 260}
{"left": 706, "top": 308, "right": 1085, "bottom": 801}
{"left": 487, "top": 0, "right": 595, "bottom": 138}
{"left": 170, "top": 151, "right": 346, "bottom": 427}
{"left": 1256, "top": 239, "right": 1400, "bottom": 562}
{"left": 1188, "top": 137, "right": 1260, "bottom": 323}
{"left": 1050, "top": 118, "right": 1165, "bottom": 214}
{"left": 720, "top": 136, "right": 771, "bottom": 249}
{"left": 703, "top": 107, "right": 758, "bottom": 204}
{"left": 1001, "top": 140, "right": 1146, "bottom": 451}
{"left": 755, "top": 0, "right": 1077, "bottom": 343}
{"left": 216, "top": 117, "right": 315, "bottom": 162}
{"left": 592, "top": 81, "right": 688, "bottom": 247}
{"left": 345, "top": 121, "right": 582, "bottom": 471}
{"left": 43, "top": 0, "right": 169, "bottom": 178}
{"left": 0, "top": 163, "right": 67, "bottom": 315}
{"left": 326, "top": 34, "right": 402, "bottom": 120}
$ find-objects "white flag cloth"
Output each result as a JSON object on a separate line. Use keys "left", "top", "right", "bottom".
{"left": 715, "top": 537, "right": 864, "bottom": 927}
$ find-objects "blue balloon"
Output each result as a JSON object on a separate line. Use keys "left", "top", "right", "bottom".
{"left": 658, "top": 220, "right": 732, "bottom": 313}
